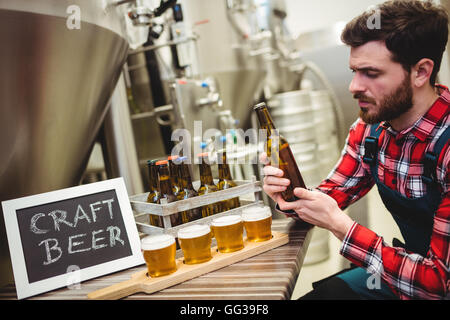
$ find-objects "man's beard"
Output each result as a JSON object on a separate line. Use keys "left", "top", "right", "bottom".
{"left": 355, "top": 74, "right": 413, "bottom": 124}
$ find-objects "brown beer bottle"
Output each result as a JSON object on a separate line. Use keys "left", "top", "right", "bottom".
{"left": 156, "top": 160, "right": 182, "bottom": 227}
{"left": 254, "top": 102, "right": 307, "bottom": 202}
{"left": 217, "top": 149, "right": 240, "bottom": 210}
{"left": 168, "top": 155, "right": 182, "bottom": 197}
{"left": 146, "top": 159, "right": 163, "bottom": 227}
{"left": 197, "top": 152, "right": 222, "bottom": 217}
{"left": 176, "top": 156, "right": 202, "bottom": 223}
{"left": 146, "top": 159, "right": 159, "bottom": 203}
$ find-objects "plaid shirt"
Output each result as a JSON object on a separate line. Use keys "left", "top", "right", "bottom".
{"left": 317, "top": 85, "right": 450, "bottom": 300}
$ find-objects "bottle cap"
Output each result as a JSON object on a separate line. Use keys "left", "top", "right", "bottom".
{"left": 197, "top": 152, "right": 209, "bottom": 158}
{"left": 253, "top": 102, "right": 267, "bottom": 110}
{"left": 155, "top": 160, "right": 168, "bottom": 166}
{"left": 174, "top": 156, "right": 188, "bottom": 164}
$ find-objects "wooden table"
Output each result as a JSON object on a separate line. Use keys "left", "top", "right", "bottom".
{"left": 0, "top": 218, "right": 312, "bottom": 300}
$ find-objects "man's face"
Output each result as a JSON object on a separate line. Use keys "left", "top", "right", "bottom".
{"left": 349, "top": 41, "right": 413, "bottom": 124}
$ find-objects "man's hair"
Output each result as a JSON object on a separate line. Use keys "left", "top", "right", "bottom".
{"left": 341, "top": 0, "right": 449, "bottom": 85}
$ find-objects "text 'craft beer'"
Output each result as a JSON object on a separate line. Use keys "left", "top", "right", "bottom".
{"left": 254, "top": 102, "right": 307, "bottom": 202}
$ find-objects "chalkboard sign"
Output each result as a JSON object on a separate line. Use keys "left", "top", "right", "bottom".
{"left": 2, "top": 178, "right": 144, "bottom": 299}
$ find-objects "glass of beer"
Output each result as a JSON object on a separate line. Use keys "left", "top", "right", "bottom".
{"left": 141, "top": 234, "right": 177, "bottom": 277}
{"left": 178, "top": 224, "right": 213, "bottom": 264}
{"left": 211, "top": 215, "right": 244, "bottom": 253}
{"left": 242, "top": 206, "right": 273, "bottom": 242}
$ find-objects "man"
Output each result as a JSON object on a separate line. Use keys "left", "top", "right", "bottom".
{"left": 262, "top": 0, "right": 449, "bottom": 300}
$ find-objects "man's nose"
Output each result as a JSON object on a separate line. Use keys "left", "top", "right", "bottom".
{"left": 349, "top": 74, "right": 365, "bottom": 95}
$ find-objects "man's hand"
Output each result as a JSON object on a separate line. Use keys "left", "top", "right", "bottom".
{"left": 281, "top": 188, "right": 354, "bottom": 240}
{"left": 260, "top": 152, "right": 354, "bottom": 240}
{"left": 260, "top": 152, "right": 291, "bottom": 206}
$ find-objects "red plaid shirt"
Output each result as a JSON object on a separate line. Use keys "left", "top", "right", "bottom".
{"left": 317, "top": 85, "right": 450, "bottom": 299}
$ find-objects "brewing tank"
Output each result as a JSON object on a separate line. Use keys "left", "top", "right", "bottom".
{"left": 163, "top": 0, "right": 268, "bottom": 128}
{"left": 0, "top": 0, "right": 130, "bottom": 286}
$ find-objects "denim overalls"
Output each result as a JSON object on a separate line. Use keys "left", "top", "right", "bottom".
{"left": 336, "top": 123, "right": 450, "bottom": 299}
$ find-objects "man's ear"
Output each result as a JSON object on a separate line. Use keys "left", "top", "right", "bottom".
{"left": 412, "top": 58, "right": 434, "bottom": 87}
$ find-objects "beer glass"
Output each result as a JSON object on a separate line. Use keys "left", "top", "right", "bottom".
{"left": 141, "top": 234, "right": 177, "bottom": 277}
{"left": 178, "top": 224, "right": 213, "bottom": 264}
{"left": 211, "top": 215, "right": 244, "bottom": 253}
{"left": 242, "top": 206, "right": 272, "bottom": 242}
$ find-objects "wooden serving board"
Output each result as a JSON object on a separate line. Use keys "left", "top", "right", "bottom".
{"left": 87, "top": 231, "right": 289, "bottom": 300}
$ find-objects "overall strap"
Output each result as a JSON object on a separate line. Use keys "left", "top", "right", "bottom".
{"left": 422, "top": 125, "right": 450, "bottom": 185}
{"left": 363, "top": 123, "right": 383, "bottom": 165}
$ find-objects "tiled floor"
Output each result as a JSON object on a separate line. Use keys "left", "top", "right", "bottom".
{"left": 291, "top": 188, "right": 404, "bottom": 299}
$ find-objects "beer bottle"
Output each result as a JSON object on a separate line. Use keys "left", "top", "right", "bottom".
{"left": 146, "top": 159, "right": 162, "bottom": 227}
{"left": 168, "top": 155, "right": 182, "bottom": 197}
{"left": 176, "top": 156, "right": 202, "bottom": 222}
{"left": 217, "top": 149, "right": 240, "bottom": 210}
{"left": 146, "top": 159, "right": 159, "bottom": 203}
{"left": 197, "top": 152, "right": 222, "bottom": 217}
{"left": 156, "top": 160, "right": 183, "bottom": 227}
{"left": 254, "top": 102, "right": 307, "bottom": 202}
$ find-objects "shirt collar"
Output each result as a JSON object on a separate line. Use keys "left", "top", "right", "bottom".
{"left": 381, "top": 84, "right": 450, "bottom": 142}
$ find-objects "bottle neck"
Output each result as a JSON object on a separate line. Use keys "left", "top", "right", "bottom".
{"left": 255, "top": 104, "right": 276, "bottom": 134}
{"left": 218, "top": 152, "right": 232, "bottom": 180}
{"left": 199, "top": 161, "right": 214, "bottom": 186}
{"left": 158, "top": 165, "right": 174, "bottom": 195}
{"left": 218, "top": 164, "right": 232, "bottom": 181}
{"left": 169, "top": 161, "right": 180, "bottom": 187}
{"left": 150, "top": 164, "right": 159, "bottom": 192}
{"left": 180, "top": 163, "right": 195, "bottom": 190}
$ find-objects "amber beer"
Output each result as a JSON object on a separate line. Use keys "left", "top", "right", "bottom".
{"left": 211, "top": 215, "right": 244, "bottom": 253}
{"left": 242, "top": 206, "right": 272, "bottom": 242}
{"left": 254, "top": 102, "right": 307, "bottom": 202}
{"left": 141, "top": 234, "right": 177, "bottom": 277}
{"left": 178, "top": 224, "right": 213, "bottom": 264}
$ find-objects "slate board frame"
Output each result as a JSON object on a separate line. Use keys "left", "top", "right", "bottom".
{"left": 2, "top": 177, "right": 144, "bottom": 299}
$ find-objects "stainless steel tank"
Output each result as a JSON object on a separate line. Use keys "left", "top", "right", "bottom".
{"left": 167, "top": 0, "right": 268, "bottom": 128}
{"left": 294, "top": 23, "right": 370, "bottom": 262}
{"left": 0, "top": 0, "right": 130, "bottom": 286}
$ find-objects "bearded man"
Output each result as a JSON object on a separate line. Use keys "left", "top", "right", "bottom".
{"left": 262, "top": 0, "right": 449, "bottom": 299}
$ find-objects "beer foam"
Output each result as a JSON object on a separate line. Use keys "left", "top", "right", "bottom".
{"left": 211, "top": 215, "right": 242, "bottom": 227}
{"left": 242, "top": 206, "right": 272, "bottom": 221}
{"left": 141, "top": 234, "right": 175, "bottom": 251}
{"left": 178, "top": 224, "right": 211, "bottom": 239}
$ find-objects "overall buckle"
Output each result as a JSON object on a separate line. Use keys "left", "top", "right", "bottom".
{"left": 422, "top": 152, "right": 437, "bottom": 184}
{"left": 363, "top": 136, "right": 378, "bottom": 165}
